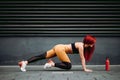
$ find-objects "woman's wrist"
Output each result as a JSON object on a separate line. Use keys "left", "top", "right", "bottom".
{"left": 83, "top": 68, "right": 87, "bottom": 71}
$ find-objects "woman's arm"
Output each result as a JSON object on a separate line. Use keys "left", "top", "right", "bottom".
{"left": 78, "top": 46, "right": 93, "bottom": 72}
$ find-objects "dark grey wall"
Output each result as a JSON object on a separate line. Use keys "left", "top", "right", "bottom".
{"left": 0, "top": 37, "right": 120, "bottom": 65}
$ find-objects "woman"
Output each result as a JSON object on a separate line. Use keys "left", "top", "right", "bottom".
{"left": 18, "top": 35, "right": 96, "bottom": 72}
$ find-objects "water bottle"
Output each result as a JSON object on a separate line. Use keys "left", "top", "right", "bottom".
{"left": 105, "top": 57, "right": 110, "bottom": 71}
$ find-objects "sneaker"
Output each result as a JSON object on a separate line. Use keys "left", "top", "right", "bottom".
{"left": 44, "top": 63, "right": 52, "bottom": 69}
{"left": 18, "top": 61, "right": 27, "bottom": 72}
{"left": 44, "top": 59, "right": 54, "bottom": 69}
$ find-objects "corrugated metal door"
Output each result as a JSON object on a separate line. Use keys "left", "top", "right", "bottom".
{"left": 0, "top": 1, "right": 120, "bottom": 37}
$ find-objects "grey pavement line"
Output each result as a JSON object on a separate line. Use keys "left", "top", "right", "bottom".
{"left": 52, "top": 71, "right": 74, "bottom": 74}
{"left": 0, "top": 65, "right": 120, "bottom": 67}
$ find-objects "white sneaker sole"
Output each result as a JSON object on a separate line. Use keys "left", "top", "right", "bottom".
{"left": 44, "top": 63, "right": 52, "bottom": 69}
{"left": 21, "top": 67, "right": 26, "bottom": 72}
{"left": 19, "top": 61, "right": 27, "bottom": 72}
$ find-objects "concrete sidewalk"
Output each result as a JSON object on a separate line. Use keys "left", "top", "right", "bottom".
{"left": 0, "top": 65, "right": 120, "bottom": 80}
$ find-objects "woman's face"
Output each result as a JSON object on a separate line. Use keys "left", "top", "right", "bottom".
{"left": 84, "top": 44, "right": 94, "bottom": 48}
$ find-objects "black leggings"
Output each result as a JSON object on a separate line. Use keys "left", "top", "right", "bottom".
{"left": 55, "top": 62, "right": 72, "bottom": 70}
{"left": 27, "top": 52, "right": 72, "bottom": 70}
{"left": 27, "top": 52, "right": 47, "bottom": 63}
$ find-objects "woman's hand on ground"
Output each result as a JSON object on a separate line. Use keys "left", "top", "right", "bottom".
{"left": 84, "top": 68, "right": 93, "bottom": 72}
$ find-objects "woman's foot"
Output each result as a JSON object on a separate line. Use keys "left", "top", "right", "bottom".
{"left": 18, "top": 61, "right": 27, "bottom": 72}
{"left": 44, "top": 59, "right": 55, "bottom": 69}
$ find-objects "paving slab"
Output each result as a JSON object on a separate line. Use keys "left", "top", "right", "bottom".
{"left": 0, "top": 65, "right": 120, "bottom": 80}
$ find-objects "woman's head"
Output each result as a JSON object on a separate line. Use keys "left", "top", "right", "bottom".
{"left": 83, "top": 35, "right": 96, "bottom": 45}
{"left": 83, "top": 35, "right": 96, "bottom": 62}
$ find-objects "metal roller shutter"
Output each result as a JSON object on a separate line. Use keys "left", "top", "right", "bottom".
{"left": 0, "top": 1, "right": 120, "bottom": 37}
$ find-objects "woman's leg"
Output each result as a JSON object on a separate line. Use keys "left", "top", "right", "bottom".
{"left": 18, "top": 48, "right": 56, "bottom": 72}
{"left": 27, "top": 52, "right": 47, "bottom": 63}
{"left": 19, "top": 52, "right": 48, "bottom": 72}
{"left": 27, "top": 49, "right": 56, "bottom": 64}
{"left": 55, "top": 62, "right": 71, "bottom": 70}
{"left": 53, "top": 45, "right": 72, "bottom": 70}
